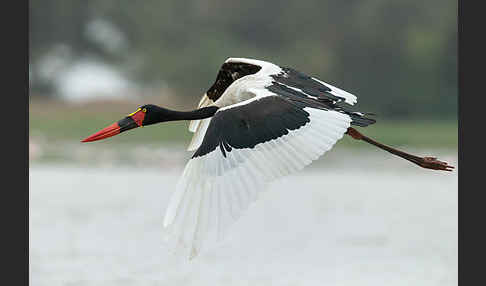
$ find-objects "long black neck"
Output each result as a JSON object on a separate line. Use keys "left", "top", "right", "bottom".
{"left": 146, "top": 105, "right": 219, "bottom": 125}
{"left": 167, "top": 106, "right": 219, "bottom": 121}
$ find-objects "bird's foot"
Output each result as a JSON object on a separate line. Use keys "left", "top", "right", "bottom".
{"left": 416, "top": 156, "right": 455, "bottom": 171}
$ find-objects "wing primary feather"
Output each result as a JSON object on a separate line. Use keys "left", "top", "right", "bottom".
{"left": 281, "top": 133, "right": 312, "bottom": 167}
{"left": 226, "top": 154, "right": 249, "bottom": 210}
{"left": 258, "top": 142, "right": 287, "bottom": 178}
{"left": 252, "top": 146, "right": 278, "bottom": 181}
{"left": 222, "top": 174, "right": 240, "bottom": 221}
{"left": 274, "top": 137, "right": 302, "bottom": 172}
{"left": 232, "top": 158, "right": 255, "bottom": 204}
{"left": 239, "top": 148, "right": 273, "bottom": 182}
{"left": 190, "top": 178, "right": 213, "bottom": 259}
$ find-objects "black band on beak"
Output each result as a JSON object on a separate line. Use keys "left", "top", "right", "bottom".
{"left": 117, "top": 117, "right": 140, "bottom": 133}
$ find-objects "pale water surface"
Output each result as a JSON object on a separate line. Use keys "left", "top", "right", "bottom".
{"left": 30, "top": 154, "right": 457, "bottom": 286}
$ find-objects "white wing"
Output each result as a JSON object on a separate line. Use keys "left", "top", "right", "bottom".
{"left": 163, "top": 95, "right": 352, "bottom": 259}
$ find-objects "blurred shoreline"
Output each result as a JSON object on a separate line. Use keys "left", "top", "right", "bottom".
{"left": 30, "top": 98, "right": 457, "bottom": 169}
{"left": 29, "top": 138, "right": 457, "bottom": 174}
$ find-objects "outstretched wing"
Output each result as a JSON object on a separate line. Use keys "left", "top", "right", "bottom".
{"left": 163, "top": 95, "right": 353, "bottom": 259}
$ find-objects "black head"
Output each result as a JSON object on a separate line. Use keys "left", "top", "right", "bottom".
{"left": 137, "top": 104, "right": 165, "bottom": 126}
{"left": 81, "top": 104, "right": 168, "bottom": 142}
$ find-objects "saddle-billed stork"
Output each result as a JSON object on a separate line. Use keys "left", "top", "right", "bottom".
{"left": 82, "top": 58, "right": 453, "bottom": 259}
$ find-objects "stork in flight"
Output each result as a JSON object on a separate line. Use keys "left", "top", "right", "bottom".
{"left": 82, "top": 58, "right": 453, "bottom": 259}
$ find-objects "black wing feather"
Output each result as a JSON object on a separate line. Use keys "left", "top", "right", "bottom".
{"left": 206, "top": 62, "right": 262, "bottom": 102}
{"left": 193, "top": 96, "right": 310, "bottom": 158}
{"left": 268, "top": 67, "right": 376, "bottom": 127}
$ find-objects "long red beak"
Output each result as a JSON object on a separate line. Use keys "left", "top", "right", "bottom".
{"left": 81, "top": 109, "right": 146, "bottom": 143}
{"left": 81, "top": 122, "right": 121, "bottom": 142}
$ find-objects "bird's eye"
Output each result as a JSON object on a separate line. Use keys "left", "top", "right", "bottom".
{"left": 142, "top": 108, "right": 147, "bottom": 113}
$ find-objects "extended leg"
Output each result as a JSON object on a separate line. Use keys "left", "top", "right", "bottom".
{"left": 345, "top": 127, "right": 454, "bottom": 171}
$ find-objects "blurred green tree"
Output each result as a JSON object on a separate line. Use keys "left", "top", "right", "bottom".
{"left": 29, "top": 0, "right": 456, "bottom": 119}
